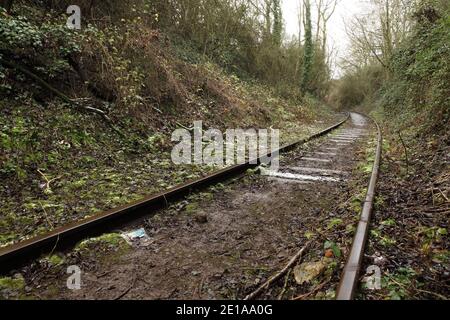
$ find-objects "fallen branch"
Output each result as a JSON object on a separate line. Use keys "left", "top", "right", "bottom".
{"left": 176, "top": 121, "right": 193, "bottom": 131}
{"left": 244, "top": 241, "right": 311, "bottom": 300}
{"left": 277, "top": 269, "right": 291, "bottom": 300}
{"left": 292, "top": 278, "right": 331, "bottom": 300}
{"left": 37, "top": 169, "right": 61, "bottom": 193}
{"left": 438, "top": 188, "right": 449, "bottom": 202}
{"left": 0, "top": 58, "right": 125, "bottom": 137}
{"left": 414, "top": 288, "right": 448, "bottom": 300}
{"left": 152, "top": 106, "right": 163, "bottom": 114}
{"left": 38, "top": 201, "right": 60, "bottom": 257}
{"left": 114, "top": 276, "right": 137, "bottom": 300}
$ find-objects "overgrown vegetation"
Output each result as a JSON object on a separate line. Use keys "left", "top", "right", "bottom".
{"left": 0, "top": 1, "right": 339, "bottom": 246}
{"left": 1, "top": 0, "right": 446, "bottom": 301}
{"left": 331, "top": 0, "right": 449, "bottom": 134}
{"left": 328, "top": 0, "right": 449, "bottom": 300}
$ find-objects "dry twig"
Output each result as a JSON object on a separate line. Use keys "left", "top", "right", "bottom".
{"left": 292, "top": 278, "right": 331, "bottom": 300}
{"left": 37, "top": 169, "right": 61, "bottom": 193}
{"left": 244, "top": 241, "right": 311, "bottom": 300}
{"left": 277, "top": 269, "right": 291, "bottom": 300}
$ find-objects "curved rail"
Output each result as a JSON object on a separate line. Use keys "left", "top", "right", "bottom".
{"left": 0, "top": 114, "right": 349, "bottom": 273}
{"left": 336, "top": 114, "right": 382, "bottom": 300}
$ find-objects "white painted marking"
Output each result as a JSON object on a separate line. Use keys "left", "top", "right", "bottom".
{"left": 267, "top": 177, "right": 312, "bottom": 185}
{"left": 289, "top": 167, "right": 346, "bottom": 175}
{"left": 262, "top": 170, "right": 340, "bottom": 182}
{"left": 335, "top": 134, "right": 360, "bottom": 137}
{"left": 332, "top": 137, "right": 357, "bottom": 141}
{"left": 310, "top": 152, "right": 337, "bottom": 156}
{"left": 330, "top": 139, "right": 351, "bottom": 144}
{"left": 301, "top": 157, "right": 332, "bottom": 163}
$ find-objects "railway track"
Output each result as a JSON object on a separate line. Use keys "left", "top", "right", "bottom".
{"left": 0, "top": 114, "right": 349, "bottom": 272}
{"left": 336, "top": 114, "right": 382, "bottom": 300}
{"left": 0, "top": 112, "right": 382, "bottom": 300}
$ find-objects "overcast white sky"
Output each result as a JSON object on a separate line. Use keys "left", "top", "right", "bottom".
{"left": 281, "top": 0, "right": 370, "bottom": 76}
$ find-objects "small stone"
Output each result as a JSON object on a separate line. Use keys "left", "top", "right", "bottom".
{"left": 374, "top": 255, "right": 388, "bottom": 266}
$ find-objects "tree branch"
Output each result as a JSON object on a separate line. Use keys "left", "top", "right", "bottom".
{"left": 244, "top": 241, "right": 311, "bottom": 300}
{"left": 1, "top": 58, "right": 125, "bottom": 137}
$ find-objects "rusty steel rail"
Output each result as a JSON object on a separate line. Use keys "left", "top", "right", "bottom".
{"left": 0, "top": 114, "right": 349, "bottom": 273}
{"left": 336, "top": 114, "right": 382, "bottom": 300}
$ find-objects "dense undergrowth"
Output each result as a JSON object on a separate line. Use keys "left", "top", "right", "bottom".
{"left": 0, "top": 2, "right": 337, "bottom": 246}
{"left": 332, "top": 1, "right": 449, "bottom": 135}
{"left": 329, "top": 0, "right": 449, "bottom": 300}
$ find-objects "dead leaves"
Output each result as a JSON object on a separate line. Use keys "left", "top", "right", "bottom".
{"left": 293, "top": 257, "right": 334, "bottom": 285}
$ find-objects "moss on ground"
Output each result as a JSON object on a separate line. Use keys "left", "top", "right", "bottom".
{"left": 0, "top": 275, "right": 27, "bottom": 299}
{"left": 47, "top": 254, "right": 65, "bottom": 266}
{"left": 0, "top": 276, "right": 25, "bottom": 291}
{"left": 75, "top": 233, "right": 130, "bottom": 252}
{"left": 0, "top": 4, "right": 338, "bottom": 248}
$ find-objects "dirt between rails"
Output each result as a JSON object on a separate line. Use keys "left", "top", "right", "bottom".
{"left": 5, "top": 114, "right": 376, "bottom": 300}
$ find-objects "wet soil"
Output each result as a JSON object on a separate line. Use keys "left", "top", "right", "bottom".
{"left": 4, "top": 113, "right": 377, "bottom": 300}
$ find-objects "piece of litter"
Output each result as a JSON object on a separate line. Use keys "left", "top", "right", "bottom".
{"left": 121, "top": 228, "right": 149, "bottom": 245}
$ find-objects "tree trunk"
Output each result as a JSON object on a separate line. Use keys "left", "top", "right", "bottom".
{"left": 264, "top": 0, "right": 272, "bottom": 41}
{"left": 273, "top": 0, "right": 283, "bottom": 46}
{"left": 301, "top": 0, "right": 313, "bottom": 96}
{"left": 315, "top": 0, "right": 323, "bottom": 42}
{"left": 297, "top": 0, "right": 302, "bottom": 42}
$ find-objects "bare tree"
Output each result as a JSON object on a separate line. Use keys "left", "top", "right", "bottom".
{"left": 315, "top": 0, "right": 323, "bottom": 42}
{"left": 297, "top": 0, "right": 303, "bottom": 42}
{"left": 313, "top": 0, "right": 339, "bottom": 50}
{"left": 264, "top": 0, "right": 272, "bottom": 39}
{"left": 272, "top": 0, "right": 283, "bottom": 46}
{"left": 319, "top": 0, "right": 339, "bottom": 50}
{"left": 344, "top": 0, "right": 417, "bottom": 71}
{"left": 301, "top": 0, "right": 313, "bottom": 94}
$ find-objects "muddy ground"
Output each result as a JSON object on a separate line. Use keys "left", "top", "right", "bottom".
{"left": 1, "top": 113, "right": 377, "bottom": 300}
